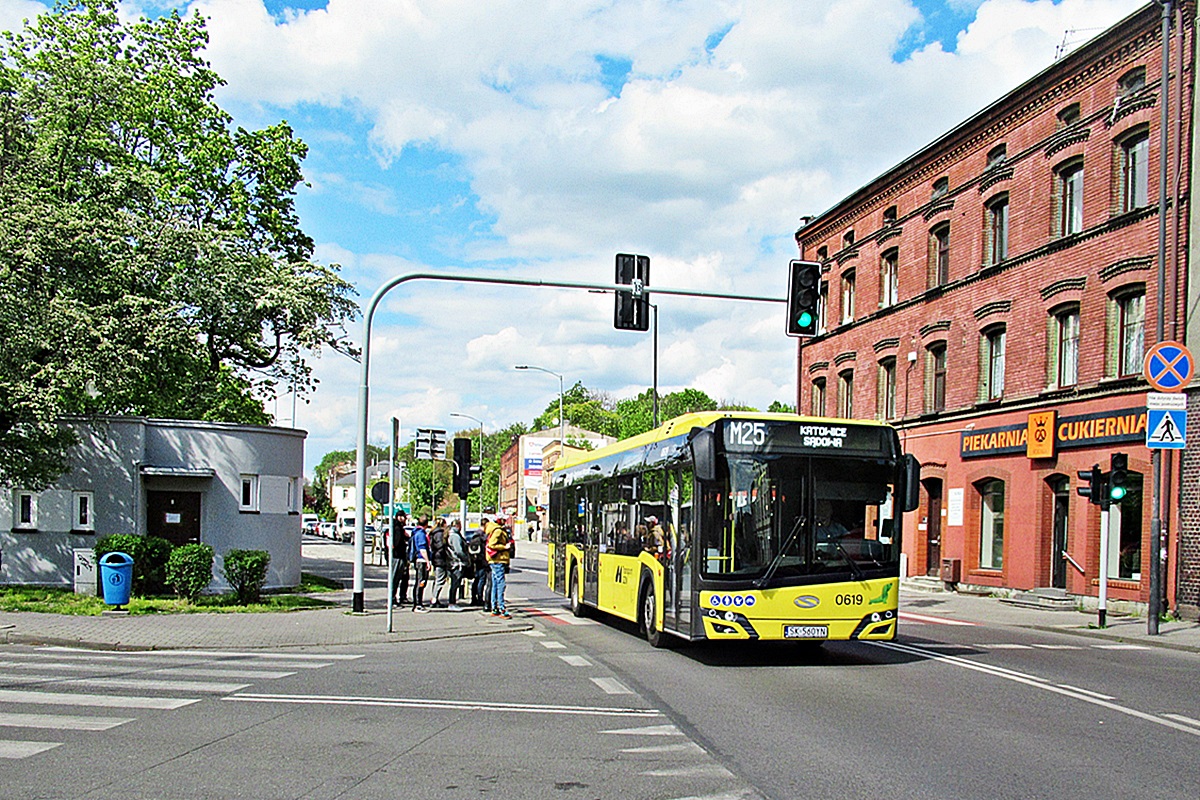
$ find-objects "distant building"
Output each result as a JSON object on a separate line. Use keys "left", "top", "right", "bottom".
{"left": 500, "top": 426, "right": 614, "bottom": 539}
{"left": 1, "top": 417, "right": 305, "bottom": 592}
{"left": 793, "top": 4, "right": 1195, "bottom": 615}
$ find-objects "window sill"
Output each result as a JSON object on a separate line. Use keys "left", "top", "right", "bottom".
{"left": 238, "top": 509, "right": 261, "bottom": 515}
{"left": 71, "top": 529, "right": 95, "bottom": 535}
{"left": 11, "top": 527, "right": 38, "bottom": 533}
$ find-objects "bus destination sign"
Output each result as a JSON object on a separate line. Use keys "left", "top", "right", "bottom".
{"left": 723, "top": 420, "right": 889, "bottom": 456}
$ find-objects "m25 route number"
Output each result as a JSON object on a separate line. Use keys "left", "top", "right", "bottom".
{"left": 729, "top": 421, "right": 767, "bottom": 447}
{"left": 835, "top": 593, "right": 864, "bottom": 606}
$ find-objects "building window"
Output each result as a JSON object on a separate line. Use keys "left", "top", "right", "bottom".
{"left": 816, "top": 245, "right": 828, "bottom": 262}
{"left": 883, "top": 205, "right": 897, "bottom": 225}
{"left": 931, "top": 176, "right": 949, "bottom": 200}
{"left": 13, "top": 490, "right": 36, "bottom": 529}
{"left": 240, "top": 474, "right": 260, "bottom": 512}
{"left": 1119, "top": 128, "right": 1149, "bottom": 212}
{"left": 837, "top": 370, "right": 854, "bottom": 418}
{"left": 978, "top": 479, "right": 1005, "bottom": 570}
{"left": 877, "top": 358, "right": 897, "bottom": 421}
{"left": 73, "top": 491, "right": 95, "bottom": 532}
{"left": 982, "top": 325, "right": 1006, "bottom": 401}
{"left": 1057, "top": 103, "right": 1081, "bottom": 128}
{"left": 287, "top": 477, "right": 301, "bottom": 514}
{"left": 929, "top": 223, "right": 950, "bottom": 286}
{"left": 1117, "top": 66, "right": 1146, "bottom": 97}
{"left": 879, "top": 248, "right": 899, "bottom": 308}
{"left": 842, "top": 230, "right": 855, "bottom": 249}
{"left": 1118, "top": 291, "right": 1145, "bottom": 377}
{"left": 841, "top": 270, "right": 856, "bottom": 324}
{"left": 817, "top": 281, "right": 828, "bottom": 334}
{"left": 986, "top": 143, "right": 1007, "bottom": 169}
{"left": 1056, "top": 159, "right": 1084, "bottom": 236}
{"left": 986, "top": 193, "right": 1009, "bottom": 265}
{"left": 811, "top": 377, "right": 826, "bottom": 417}
{"left": 1052, "top": 306, "right": 1080, "bottom": 388}
{"left": 927, "top": 343, "right": 947, "bottom": 413}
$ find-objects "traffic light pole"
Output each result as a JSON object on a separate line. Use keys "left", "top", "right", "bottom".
{"left": 1098, "top": 505, "right": 1110, "bottom": 629}
{"left": 351, "top": 272, "right": 786, "bottom": 616}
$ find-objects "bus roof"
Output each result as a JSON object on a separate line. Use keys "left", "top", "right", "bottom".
{"left": 551, "top": 411, "right": 894, "bottom": 473}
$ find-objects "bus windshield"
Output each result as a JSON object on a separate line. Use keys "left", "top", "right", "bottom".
{"left": 699, "top": 453, "right": 900, "bottom": 583}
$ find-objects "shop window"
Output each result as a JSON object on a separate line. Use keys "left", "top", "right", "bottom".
{"left": 1106, "top": 472, "right": 1143, "bottom": 580}
{"left": 978, "top": 479, "right": 1005, "bottom": 570}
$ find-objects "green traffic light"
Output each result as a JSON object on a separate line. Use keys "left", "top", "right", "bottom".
{"left": 1109, "top": 486, "right": 1127, "bottom": 501}
{"left": 797, "top": 311, "right": 813, "bottom": 328}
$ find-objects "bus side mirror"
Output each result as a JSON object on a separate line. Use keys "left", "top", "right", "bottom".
{"left": 692, "top": 428, "right": 717, "bottom": 483}
{"left": 902, "top": 454, "right": 921, "bottom": 512}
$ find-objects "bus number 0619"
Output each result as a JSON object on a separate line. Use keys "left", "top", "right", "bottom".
{"left": 729, "top": 421, "right": 767, "bottom": 447}
{"left": 835, "top": 594, "right": 864, "bottom": 606}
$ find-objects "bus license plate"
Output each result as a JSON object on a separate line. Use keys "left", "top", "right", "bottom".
{"left": 784, "top": 625, "right": 828, "bottom": 639}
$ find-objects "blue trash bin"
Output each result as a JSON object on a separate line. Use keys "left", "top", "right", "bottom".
{"left": 99, "top": 551, "right": 134, "bottom": 607}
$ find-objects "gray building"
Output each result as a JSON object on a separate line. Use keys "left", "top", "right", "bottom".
{"left": 1, "top": 417, "right": 305, "bottom": 592}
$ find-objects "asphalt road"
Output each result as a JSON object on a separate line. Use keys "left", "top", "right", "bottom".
{"left": 3, "top": 536, "right": 1198, "bottom": 800}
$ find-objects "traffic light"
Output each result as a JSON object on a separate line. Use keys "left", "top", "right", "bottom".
{"left": 430, "top": 429, "right": 447, "bottom": 460}
{"left": 415, "top": 428, "right": 433, "bottom": 460}
{"left": 1108, "top": 452, "right": 1128, "bottom": 504}
{"left": 1076, "top": 464, "right": 1103, "bottom": 505}
{"left": 452, "top": 437, "right": 483, "bottom": 497}
{"left": 786, "top": 259, "right": 822, "bottom": 337}
{"left": 614, "top": 253, "right": 650, "bottom": 331}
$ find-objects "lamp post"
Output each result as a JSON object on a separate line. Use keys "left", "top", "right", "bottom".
{"left": 450, "top": 411, "right": 484, "bottom": 516}
{"left": 514, "top": 365, "right": 565, "bottom": 447}
{"left": 651, "top": 302, "right": 659, "bottom": 428}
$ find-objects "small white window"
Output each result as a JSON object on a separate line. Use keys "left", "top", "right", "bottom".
{"left": 288, "top": 477, "right": 302, "bottom": 513}
{"left": 73, "top": 491, "right": 95, "bottom": 532}
{"left": 240, "top": 475, "right": 260, "bottom": 512}
{"left": 13, "top": 491, "right": 37, "bottom": 529}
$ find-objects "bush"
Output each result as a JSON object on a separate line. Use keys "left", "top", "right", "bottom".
{"left": 94, "top": 534, "right": 174, "bottom": 596}
{"left": 166, "top": 543, "right": 214, "bottom": 602}
{"left": 222, "top": 549, "right": 271, "bottom": 605}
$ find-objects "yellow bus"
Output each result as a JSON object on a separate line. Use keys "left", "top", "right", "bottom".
{"left": 547, "top": 412, "right": 920, "bottom": 647}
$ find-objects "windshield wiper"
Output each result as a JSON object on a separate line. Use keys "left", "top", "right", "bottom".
{"left": 755, "top": 515, "right": 805, "bottom": 589}
{"left": 836, "top": 540, "right": 866, "bottom": 580}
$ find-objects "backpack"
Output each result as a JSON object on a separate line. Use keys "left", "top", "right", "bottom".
{"left": 467, "top": 533, "right": 485, "bottom": 566}
{"left": 430, "top": 528, "right": 448, "bottom": 566}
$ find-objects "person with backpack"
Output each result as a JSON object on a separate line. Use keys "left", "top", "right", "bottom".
{"left": 389, "top": 512, "right": 410, "bottom": 606}
{"left": 446, "top": 519, "right": 467, "bottom": 611}
{"left": 409, "top": 516, "right": 432, "bottom": 613}
{"left": 467, "top": 525, "right": 489, "bottom": 607}
{"left": 429, "top": 518, "right": 450, "bottom": 608}
{"left": 484, "top": 515, "right": 512, "bottom": 619}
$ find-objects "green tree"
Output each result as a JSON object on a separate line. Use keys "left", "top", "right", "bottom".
{"left": 767, "top": 400, "right": 797, "bottom": 414}
{"left": 0, "top": 1, "right": 357, "bottom": 489}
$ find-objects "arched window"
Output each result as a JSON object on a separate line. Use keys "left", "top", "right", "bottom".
{"left": 929, "top": 222, "right": 950, "bottom": 287}
{"left": 876, "top": 358, "right": 897, "bottom": 421}
{"left": 1057, "top": 103, "right": 1081, "bottom": 128}
{"left": 985, "top": 193, "right": 1009, "bottom": 265}
{"left": 986, "top": 143, "right": 1007, "bottom": 169}
{"left": 1116, "top": 126, "right": 1149, "bottom": 212}
{"left": 879, "top": 248, "right": 899, "bottom": 308}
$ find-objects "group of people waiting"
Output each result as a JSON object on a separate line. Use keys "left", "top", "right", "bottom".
{"left": 387, "top": 512, "right": 514, "bottom": 618}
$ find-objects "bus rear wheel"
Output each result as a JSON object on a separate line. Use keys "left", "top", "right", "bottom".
{"left": 641, "top": 582, "right": 669, "bottom": 649}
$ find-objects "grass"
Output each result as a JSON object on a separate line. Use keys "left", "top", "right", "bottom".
{"left": 0, "top": 572, "right": 342, "bottom": 616}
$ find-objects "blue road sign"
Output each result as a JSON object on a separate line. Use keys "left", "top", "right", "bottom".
{"left": 1143, "top": 341, "right": 1193, "bottom": 392}
{"left": 1146, "top": 409, "right": 1186, "bottom": 449}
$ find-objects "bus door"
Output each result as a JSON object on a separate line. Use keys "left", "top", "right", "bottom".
{"left": 582, "top": 482, "right": 601, "bottom": 607}
{"left": 668, "top": 465, "right": 695, "bottom": 636}
{"left": 549, "top": 487, "right": 566, "bottom": 595}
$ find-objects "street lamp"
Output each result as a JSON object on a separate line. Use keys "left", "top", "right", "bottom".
{"left": 514, "top": 365, "right": 564, "bottom": 448}
{"left": 450, "top": 411, "right": 484, "bottom": 516}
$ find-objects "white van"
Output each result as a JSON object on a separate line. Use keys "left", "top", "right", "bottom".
{"left": 337, "top": 515, "right": 356, "bottom": 542}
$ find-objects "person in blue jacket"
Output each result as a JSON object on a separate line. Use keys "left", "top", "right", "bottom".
{"left": 409, "top": 516, "right": 432, "bottom": 613}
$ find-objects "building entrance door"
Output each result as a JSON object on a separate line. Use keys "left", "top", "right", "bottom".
{"left": 1050, "top": 477, "right": 1069, "bottom": 589}
{"left": 147, "top": 491, "right": 202, "bottom": 547}
{"left": 923, "top": 478, "right": 943, "bottom": 577}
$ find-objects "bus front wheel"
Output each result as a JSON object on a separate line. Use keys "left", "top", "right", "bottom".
{"left": 641, "top": 582, "right": 669, "bottom": 649}
{"left": 569, "top": 567, "right": 587, "bottom": 618}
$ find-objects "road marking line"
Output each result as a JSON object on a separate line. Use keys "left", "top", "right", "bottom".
{"left": 1092, "top": 644, "right": 1150, "bottom": 650}
{"left": 65, "top": 678, "right": 250, "bottom": 694}
{"left": 1057, "top": 684, "right": 1116, "bottom": 700}
{"left": 591, "top": 677, "right": 633, "bottom": 695}
{"left": 974, "top": 643, "right": 1033, "bottom": 649}
{"left": 875, "top": 641, "right": 1200, "bottom": 738}
{"left": 38, "top": 647, "right": 362, "bottom": 661}
{"left": 224, "top": 693, "right": 661, "bottom": 718}
{"left": 0, "top": 689, "right": 199, "bottom": 710}
{"left": 641, "top": 764, "right": 735, "bottom": 779}
{"left": 620, "top": 742, "right": 705, "bottom": 754}
{"left": 0, "top": 741, "right": 61, "bottom": 759}
{"left": 540, "top": 641, "right": 567, "bottom": 650}
{"left": 1162, "top": 713, "right": 1200, "bottom": 730}
{"left": 521, "top": 629, "right": 546, "bottom": 637}
{"left": 898, "top": 612, "right": 977, "bottom": 626}
{"left": 152, "top": 668, "right": 296, "bottom": 680}
{"left": 601, "top": 723, "right": 681, "bottom": 736}
{"left": 1031, "top": 644, "right": 1083, "bottom": 650}
{"left": 0, "top": 712, "right": 133, "bottom": 731}
{"left": 559, "top": 655, "right": 592, "bottom": 667}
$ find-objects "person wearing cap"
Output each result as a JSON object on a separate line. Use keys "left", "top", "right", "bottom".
{"left": 642, "top": 515, "right": 665, "bottom": 556}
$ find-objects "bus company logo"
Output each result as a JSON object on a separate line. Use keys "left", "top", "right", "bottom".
{"left": 709, "top": 594, "right": 756, "bottom": 608}
{"left": 793, "top": 595, "right": 820, "bottom": 609}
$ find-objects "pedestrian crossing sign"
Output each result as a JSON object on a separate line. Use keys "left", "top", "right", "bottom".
{"left": 1146, "top": 409, "right": 1186, "bottom": 449}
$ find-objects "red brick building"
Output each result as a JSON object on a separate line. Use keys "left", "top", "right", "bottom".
{"left": 793, "top": 4, "right": 1196, "bottom": 615}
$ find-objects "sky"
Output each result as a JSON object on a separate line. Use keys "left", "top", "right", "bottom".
{"left": 0, "top": 0, "right": 1146, "bottom": 478}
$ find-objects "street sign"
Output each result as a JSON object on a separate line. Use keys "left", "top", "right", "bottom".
{"left": 1143, "top": 341, "right": 1193, "bottom": 392}
{"left": 1146, "top": 391, "right": 1186, "bottom": 449}
{"left": 370, "top": 481, "right": 390, "bottom": 504}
